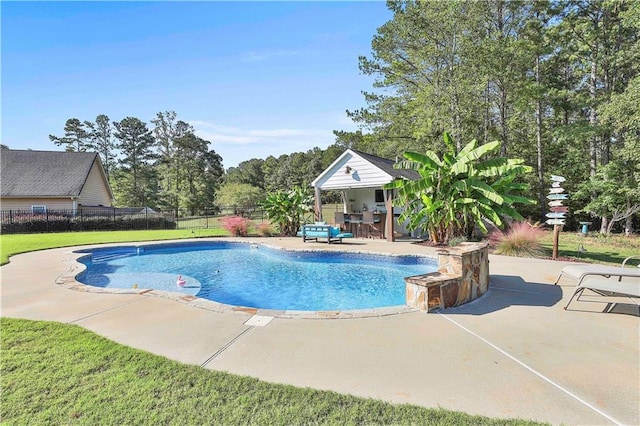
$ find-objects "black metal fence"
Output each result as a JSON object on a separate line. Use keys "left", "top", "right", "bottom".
{"left": 0, "top": 206, "right": 272, "bottom": 234}
{"left": 0, "top": 204, "right": 336, "bottom": 235}
{"left": 0, "top": 207, "right": 177, "bottom": 234}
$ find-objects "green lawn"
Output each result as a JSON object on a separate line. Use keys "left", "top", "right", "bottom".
{"left": 0, "top": 318, "right": 543, "bottom": 425}
{"left": 0, "top": 229, "right": 228, "bottom": 265}
{"left": 539, "top": 231, "right": 640, "bottom": 265}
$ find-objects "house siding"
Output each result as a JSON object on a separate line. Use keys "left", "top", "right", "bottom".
{"left": 0, "top": 198, "right": 74, "bottom": 211}
{"left": 315, "top": 153, "right": 393, "bottom": 190}
{"left": 78, "top": 160, "right": 113, "bottom": 207}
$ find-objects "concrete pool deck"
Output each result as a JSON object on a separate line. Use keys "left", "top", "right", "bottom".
{"left": 1, "top": 237, "right": 638, "bottom": 425}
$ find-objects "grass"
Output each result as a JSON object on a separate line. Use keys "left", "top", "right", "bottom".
{"left": 0, "top": 318, "right": 543, "bottom": 425}
{"left": 0, "top": 229, "right": 228, "bottom": 265}
{"left": 488, "top": 222, "right": 546, "bottom": 258}
{"left": 539, "top": 231, "right": 640, "bottom": 265}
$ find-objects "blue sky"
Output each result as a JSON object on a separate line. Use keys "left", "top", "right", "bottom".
{"left": 2, "top": 1, "right": 390, "bottom": 168}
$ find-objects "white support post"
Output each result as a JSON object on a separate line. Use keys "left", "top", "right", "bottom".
{"left": 383, "top": 189, "right": 395, "bottom": 242}
{"left": 314, "top": 186, "right": 322, "bottom": 222}
{"left": 341, "top": 190, "right": 348, "bottom": 213}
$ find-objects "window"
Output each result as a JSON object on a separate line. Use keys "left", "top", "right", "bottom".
{"left": 31, "top": 205, "right": 47, "bottom": 214}
{"left": 375, "top": 190, "right": 385, "bottom": 202}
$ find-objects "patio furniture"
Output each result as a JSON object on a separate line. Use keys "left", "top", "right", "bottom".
{"left": 334, "top": 212, "right": 348, "bottom": 232}
{"left": 297, "top": 224, "right": 353, "bottom": 244}
{"left": 349, "top": 214, "right": 363, "bottom": 237}
{"left": 554, "top": 255, "right": 640, "bottom": 286}
{"left": 362, "top": 211, "right": 382, "bottom": 239}
{"left": 564, "top": 276, "right": 640, "bottom": 313}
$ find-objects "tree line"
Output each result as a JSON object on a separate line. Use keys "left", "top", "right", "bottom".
{"left": 217, "top": 0, "right": 639, "bottom": 234}
{"left": 336, "top": 0, "right": 637, "bottom": 234}
{"left": 47, "top": 111, "right": 347, "bottom": 214}
{"left": 49, "top": 112, "right": 224, "bottom": 214}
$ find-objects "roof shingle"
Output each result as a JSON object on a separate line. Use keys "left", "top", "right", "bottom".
{"left": 1, "top": 150, "right": 99, "bottom": 197}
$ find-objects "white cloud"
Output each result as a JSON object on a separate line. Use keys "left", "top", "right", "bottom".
{"left": 190, "top": 120, "right": 335, "bottom": 168}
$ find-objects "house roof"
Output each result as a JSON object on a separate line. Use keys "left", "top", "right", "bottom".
{"left": 352, "top": 150, "right": 421, "bottom": 181}
{"left": 1, "top": 150, "right": 111, "bottom": 198}
{"left": 311, "top": 149, "right": 421, "bottom": 190}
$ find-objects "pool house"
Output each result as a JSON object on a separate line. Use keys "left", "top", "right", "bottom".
{"left": 311, "top": 149, "right": 420, "bottom": 242}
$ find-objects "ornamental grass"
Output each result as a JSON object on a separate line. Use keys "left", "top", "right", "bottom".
{"left": 488, "top": 221, "right": 546, "bottom": 258}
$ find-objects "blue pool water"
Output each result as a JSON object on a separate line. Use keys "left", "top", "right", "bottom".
{"left": 76, "top": 241, "right": 437, "bottom": 311}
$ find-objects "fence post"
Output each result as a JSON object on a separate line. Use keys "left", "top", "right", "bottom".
{"left": 145, "top": 208, "right": 149, "bottom": 230}
{"left": 113, "top": 207, "right": 116, "bottom": 225}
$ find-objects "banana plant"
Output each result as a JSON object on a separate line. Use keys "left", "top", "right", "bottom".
{"left": 384, "top": 133, "right": 535, "bottom": 244}
{"left": 260, "top": 186, "right": 314, "bottom": 236}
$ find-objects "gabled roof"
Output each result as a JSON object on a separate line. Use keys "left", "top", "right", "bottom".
{"left": 311, "top": 149, "right": 420, "bottom": 189}
{"left": 1, "top": 150, "right": 112, "bottom": 198}
{"left": 352, "top": 150, "right": 420, "bottom": 181}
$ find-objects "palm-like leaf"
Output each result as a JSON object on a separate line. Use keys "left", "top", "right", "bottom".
{"left": 383, "top": 132, "right": 536, "bottom": 244}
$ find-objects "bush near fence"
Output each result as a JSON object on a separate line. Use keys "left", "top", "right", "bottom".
{"left": 0, "top": 208, "right": 176, "bottom": 234}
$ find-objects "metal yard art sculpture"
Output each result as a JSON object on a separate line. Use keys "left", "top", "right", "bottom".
{"left": 546, "top": 175, "right": 567, "bottom": 259}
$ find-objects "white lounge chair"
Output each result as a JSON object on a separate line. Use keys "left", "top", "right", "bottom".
{"left": 554, "top": 255, "right": 640, "bottom": 286}
{"left": 564, "top": 277, "right": 640, "bottom": 312}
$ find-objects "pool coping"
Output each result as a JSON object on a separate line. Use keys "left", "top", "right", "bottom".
{"left": 58, "top": 239, "right": 435, "bottom": 319}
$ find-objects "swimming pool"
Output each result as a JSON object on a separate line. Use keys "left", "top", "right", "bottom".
{"left": 76, "top": 241, "right": 437, "bottom": 311}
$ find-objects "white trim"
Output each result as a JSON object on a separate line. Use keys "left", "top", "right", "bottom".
{"left": 311, "top": 149, "right": 394, "bottom": 190}
{"left": 31, "top": 205, "right": 47, "bottom": 214}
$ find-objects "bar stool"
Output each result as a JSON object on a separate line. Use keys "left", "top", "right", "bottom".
{"left": 349, "top": 214, "right": 362, "bottom": 237}
{"left": 362, "top": 211, "right": 381, "bottom": 238}
{"left": 334, "top": 212, "right": 348, "bottom": 232}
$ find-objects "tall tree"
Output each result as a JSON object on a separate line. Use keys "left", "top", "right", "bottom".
{"left": 349, "top": 1, "right": 484, "bottom": 156}
{"left": 224, "top": 158, "right": 266, "bottom": 190}
{"left": 173, "top": 132, "right": 223, "bottom": 214}
{"left": 588, "top": 2, "right": 640, "bottom": 234}
{"left": 113, "top": 117, "right": 157, "bottom": 207}
{"left": 49, "top": 118, "right": 91, "bottom": 152}
{"left": 553, "top": 0, "right": 638, "bottom": 232}
{"left": 84, "top": 114, "right": 116, "bottom": 179}
{"left": 151, "top": 111, "right": 193, "bottom": 211}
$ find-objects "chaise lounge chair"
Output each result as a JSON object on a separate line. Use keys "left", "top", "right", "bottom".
{"left": 564, "top": 277, "right": 640, "bottom": 312}
{"left": 559, "top": 256, "right": 640, "bottom": 313}
{"left": 554, "top": 255, "right": 640, "bottom": 286}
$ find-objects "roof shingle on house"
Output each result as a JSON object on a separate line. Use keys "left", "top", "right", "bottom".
{"left": 1, "top": 150, "right": 100, "bottom": 197}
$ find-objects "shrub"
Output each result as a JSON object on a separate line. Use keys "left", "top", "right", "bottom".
{"left": 256, "top": 223, "right": 273, "bottom": 237}
{"left": 448, "top": 236, "right": 468, "bottom": 247}
{"left": 488, "top": 221, "right": 546, "bottom": 258}
{"left": 220, "top": 216, "right": 251, "bottom": 237}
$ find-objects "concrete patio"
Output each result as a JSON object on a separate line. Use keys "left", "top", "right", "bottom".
{"left": 1, "top": 237, "right": 638, "bottom": 425}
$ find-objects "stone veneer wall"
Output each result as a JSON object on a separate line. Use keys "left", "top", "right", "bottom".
{"left": 405, "top": 242, "right": 489, "bottom": 312}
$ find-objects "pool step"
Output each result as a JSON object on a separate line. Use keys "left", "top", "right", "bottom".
{"left": 91, "top": 252, "right": 137, "bottom": 263}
